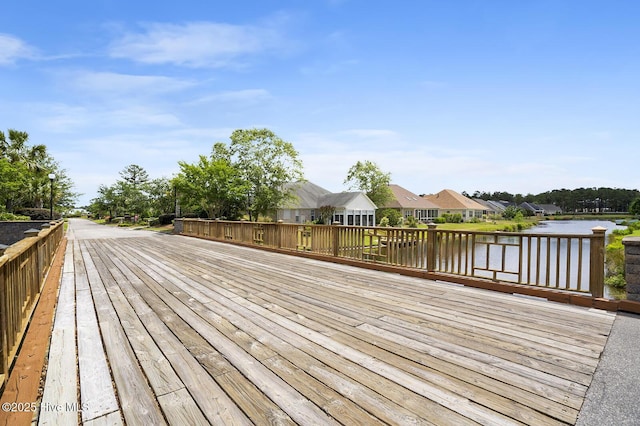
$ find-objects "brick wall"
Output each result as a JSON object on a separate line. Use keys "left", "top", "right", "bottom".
{"left": 623, "top": 236, "right": 640, "bottom": 302}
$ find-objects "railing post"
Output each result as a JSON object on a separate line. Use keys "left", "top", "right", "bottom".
{"left": 622, "top": 236, "right": 640, "bottom": 302}
{"left": 332, "top": 221, "right": 340, "bottom": 258}
{"left": 426, "top": 222, "right": 437, "bottom": 273}
{"left": 0, "top": 263, "right": 7, "bottom": 383}
{"left": 590, "top": 226, "right": 607, "bottom": 298}
{"left": 277, "top": 220, "right": 283, "bottom": 249}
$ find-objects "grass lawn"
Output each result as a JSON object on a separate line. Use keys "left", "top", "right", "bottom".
{"left": 426, "top": 218, "right": 539, "bottom": 232}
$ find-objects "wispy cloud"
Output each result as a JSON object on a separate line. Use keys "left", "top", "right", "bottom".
{"left": 0, "top": 34, "right": 36, "bottom": 65}
{"left": 188, "top": 89, "right": 271, "bottom": 106}
{"left": 33, "top": 102, "right": 182, "bottom": 133}
{"left": 109, "top": 21, "right": 287, "bottom": 68}
{"left": 68, "top": 71, "right": 195, "bottom": 96}
{"left": 340, "top": 129, "right": 399, "bottom": 138}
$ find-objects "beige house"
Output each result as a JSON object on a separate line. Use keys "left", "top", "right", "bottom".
{"left": 423, "top": 189, "right": 487, "bottom": 221}
{"left": 277, "top": 182, "right": 377, "bottom": 225}
{"left": 384, "top": 184, "right": 439, "bottom": 222}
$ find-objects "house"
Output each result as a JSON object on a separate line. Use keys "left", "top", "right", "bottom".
{"left": 423, "top": 189, "right": 487, "bottom": 221}
{"left": 473, "top": 199, "right": 507, "bottom": 216}
{"left": 277, "top": 182, "right": 377, "bottom": 225}
{"left": 538, "top": 204, "right": 563, "bottom": 215}
{"left": 519, "top": 202, "right": 545, "bottom": 216}
{"left": 384, "top": 184, "right": 439, "bottom": 222}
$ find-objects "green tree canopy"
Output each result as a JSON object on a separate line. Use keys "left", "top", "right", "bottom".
{"left": 173, "top": 144, "right": 246, "bottom": 219}
{"left": 229, "top": 128, "right": 304, "bottom": 220}
{"left": 88, "top": 164, "right": 172, "bottom": 218}
{"left": 0, "top": 129, "right": 78, "bottom": 214}
{"left": 344, "top": 160, "right": 393, "bottom": 208}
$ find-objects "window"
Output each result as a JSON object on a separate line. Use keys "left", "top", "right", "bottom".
{"left": 355, "top": 215, "right": 361, "bottom": 226}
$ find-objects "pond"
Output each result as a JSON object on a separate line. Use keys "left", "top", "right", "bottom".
{"left": 524, "top": 220, "right": 627, "bottom": 299}
{"left": 524, "top": 219, "right": 626, "bottom": 235}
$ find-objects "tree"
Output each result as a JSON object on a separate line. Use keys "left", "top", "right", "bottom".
{"left": 0, "top": 129, "right": 78, "bottom": 213}
{"left": 120, "top": 164, "right": 149, "bottom": 189}
{"left": 317, "top": 205, "right": 336, "bottom": 224}
{"left": 174, "top": 145, "right": 246, "bottom": 219}
{"left": 88, "top": 165, "right": 154, "bottom": 218}
{"left": 146, "top": 177, "right": 174, "bottom": 217}
{"left": 630, "top": 197, "right": 640, "bottom": 216}
{"left": 229, "top": 129, "right": 304, "bottom": 221}
{"left": 344, "top": 160, "right": 393, "bottom": 208}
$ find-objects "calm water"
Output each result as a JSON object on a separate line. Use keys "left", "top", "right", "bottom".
{"left": 524, "top": 220, "right": 627, "bottom": 299}
{"left": 524, "top": 219, "right": 626, "bottom": 236}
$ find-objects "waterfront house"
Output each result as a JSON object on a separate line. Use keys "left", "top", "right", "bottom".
{"left": 538, "top": 204, "right": 563, "bottom": 215}
{"left": 423, "top": 189, "right": 487, "bottom": 221}
{"left": 473, "top": 199, "right": 507, "bottom": 216}
{"left": 276, "top": 182, "right": 377, "bottom": 225}
{"left": 384, "top": 184, "right": 440, "bottom": 222}
{"left": 519, "top": 202, "right": 546, "bottom": 216}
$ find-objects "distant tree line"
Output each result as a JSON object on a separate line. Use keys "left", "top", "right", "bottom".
{"left": 464, "top": 187, "right": 640, "bottom": 213}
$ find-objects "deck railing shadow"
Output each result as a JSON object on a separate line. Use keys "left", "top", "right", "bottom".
{"left": 177, "top": 219, "right": 606, "bottom": 299}
{"left": 0, "top": 220, "right": 64, "bottom": 391}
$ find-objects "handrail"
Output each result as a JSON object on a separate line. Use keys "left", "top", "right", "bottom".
{"left": 177, "top": 219, "right": 607, "bottom": 298}
{"left": 0, "top": 220, "right": 64, "bottom": 391}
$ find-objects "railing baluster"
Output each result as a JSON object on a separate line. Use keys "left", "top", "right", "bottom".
{"left": 173, "top": 218, "right": 604, "bottom": 297}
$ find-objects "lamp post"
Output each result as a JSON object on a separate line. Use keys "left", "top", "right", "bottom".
{"left": 48, "top": 173, "right": 55, "bottom": 220}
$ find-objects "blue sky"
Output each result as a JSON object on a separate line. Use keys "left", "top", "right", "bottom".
{"left": 2, "top": 1, "right": 639, "bottom": 207}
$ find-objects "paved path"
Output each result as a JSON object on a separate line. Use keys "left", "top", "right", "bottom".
{"left": 36, "top": 219, "right": 637, "bottom": 425}
{"left": 577, "top": 312, "right": 640, "bottom": 425}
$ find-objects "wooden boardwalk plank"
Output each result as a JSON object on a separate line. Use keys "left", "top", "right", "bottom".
{"left": 40, "top": 220, "right": 617, "bottom": 426}
{"left": 122, "top": 235, "right": 613, "bottom": 424}
{"left": 79, "top": 241, "right": 166, "bottom": 426}
{"left": 38, "top": 241, "right": 78, "bottom": 426}
{"left": 74, "top": 240, "right": 120, "bottom": 423}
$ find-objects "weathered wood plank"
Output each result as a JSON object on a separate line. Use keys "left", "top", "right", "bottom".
{"left": 98, "top": 240, "right": 328, "bottom": 425}
{"left": 79, "top": 241, "right": 166, "bottom": 426}
{"left": 83, "top": 411, "right": 123, "bottom": 426}
{"left": 38, "top": 259, "right": 77, "bottom": 426}
{"left": 74, "top": 240, "right": 120, "bottom": 423}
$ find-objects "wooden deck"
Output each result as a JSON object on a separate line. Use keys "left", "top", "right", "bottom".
{"left": 38, "top": 220, "right": 615, "bottom": 425}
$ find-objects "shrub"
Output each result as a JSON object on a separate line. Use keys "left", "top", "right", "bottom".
{"left": 404, "top": 215, "right": 418, "bottom": 228}
{"left": 0, "top": 212, "right": 30, "bottom": 220}
{"left": 377, "top": 208, "right": 401, "bottom": 226}
{"left": 442, "top": 213, "right": 463, "bottom": 223}
{"left": 379, "top": 217, "right": 390, "bottom": 227}
{"left": 433, "top": 217, "right": 446, "bottom": 224}
{"left": 158, "top": 213, "right": 176, "bottom": 225}
{"left": 605, "top": 274, "right": 626, "bottom": 289}
{"left": 15, "top": 208, "right": 57, "bottom": 220}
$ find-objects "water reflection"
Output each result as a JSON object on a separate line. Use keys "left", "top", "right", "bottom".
{"left": 429, "top": 220, "right": 626, "bottom": 299}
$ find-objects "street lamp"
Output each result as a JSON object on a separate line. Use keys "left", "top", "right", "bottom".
{"left": 48, "top": 173, "right": 55, "bottom": 220}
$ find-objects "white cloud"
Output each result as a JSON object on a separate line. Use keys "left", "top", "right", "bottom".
{"left": 0, "top": 34, "right": 36, "bottom": 65}
{"left": 109, "top": 21, "right": 286, "bottom": 68}
{"left": 340, "top": 129, "right": 399, "bottom": 138}
{"left": 33, "top": 102, "right": 182, "bottom": 133}
{"left": 69, "top": 71, "right": 195, "bottom": 96}
{"left": 188, "top": 89, "right": 271, "bottom": 105}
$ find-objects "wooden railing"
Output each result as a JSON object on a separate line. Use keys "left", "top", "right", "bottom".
{"left": 177, "top": 219, "right": 606, "bottom": 298}
{"left": 0, "top": 221, "right": 64, "bottom": 390}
